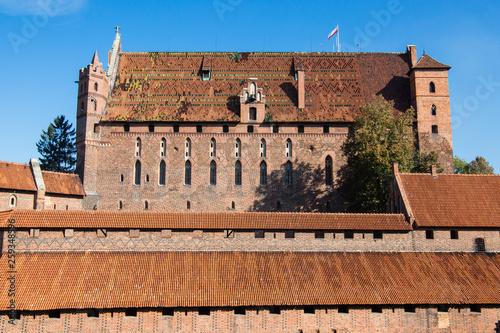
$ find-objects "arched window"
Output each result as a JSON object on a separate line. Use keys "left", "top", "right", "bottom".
{"left": 187, "top": 201, "right": 191, "bottom": 210}
{"left": 159, "top": 160, "right": 166, "bottom": 186}
{"left": 185, "top": 138, "right": 191, "bottom": 158}
{"left": 135, "top": 138, "right": 141, "bottom": 157}
{"left": 231, "top": 201, "right": 235, "bottom": 209}
{"left": 285, "top": 161, "right": 293, "bottom": 186}
{"left": 431, "top": 104, "right": 437, "bottom": 116}
{"left": 260, "top": 139, "right": 266, "bottom": 158}
{"left": 185, "top": 160, "right": 191, "bottom": 185}
{"left": 235, "top": 161, "right": 242, "bottom": 185}
{"left": 249, "top": 107, "right": 257, "bottom": 121}
{"left": 210, "top": 138, "right": 216, "bottom": 158}
{"left": 250, "top": 82, "right": 256, "bottom": 98}
{"left": 134, "top": 160, "right": 142, "bottom": 185}
{"left": 160, "top": 138, "right": 166, "bottom": 157}
{"left": 235, "top": 138, "right": 241, "bottom": 158}
{"left": 9, "top": 195, "right": 17, "bottom": 208}
{"left": 119, "top": 201, "right": 123, "bottom": 210}
{"left": 94, "top": 82, "right": 98, "bottom": 91}
{"left": 325, "top": 156, "right": 333, "bottom": 186}
{"left": 210, "top": 160, "right": 217, "bottom": 185}
{"left": 429, "top": 82, "right": 436, "bottom": 93}
{"left": 145, "top": 201, "right": 149, "bottom": 210}
{"left": 286, "top": 139, "right": 292, "bottom": 158}
{"left": 260, "top": 161, "right": 267, "bottom": 186}
{"left": 91, "top": 99, "right": 97, "bottom": 112}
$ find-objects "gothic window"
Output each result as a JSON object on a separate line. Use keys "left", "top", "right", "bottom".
{"left": 286, "top": 139, "right": 292, "bottom": 158}
{"left": 285, "top": 161, "right": 293, "bottom": 186}
{"left": 91, "top": 99, "right": 97, "bottom": 112}
{"left": 185, "top": 138, "right": 191, "bottom": 158}
{"left": 159, "top": 160, "right": 166, "bottom": 186}
{"left": 235, "top": 138, "right": 241, "bottom": 158}
{"left": 210, "top": 160, "right": 217, "bottom": 185}
{"left": 431, "top": 104, "right": 437, "bottom": 116}
{"left": 249, "top": 82, "right": 256, "bottom": 99}
{"left": 260, "top": 139, "right": 266, "bottom": 158}
{"left": 260, "top": 161, "right": 267, "bottom": 186}
{"left": 187, "top": 201, "right": 191, "bottom": 210}
{"left": 185, "top": 160, "right": 191, "bottom": 185}
{"left": 134, "top": 160, "right": 141, "bottom": 185}
{"left": 429, "top": 82, "right": 436, "bottom": 93}
{"left": 145, "top": 201, "right": 149, "bottom": 210}
{"left": 249, "top": 107, "right": 257, "bottom": 121}
{"left": 9, "top": 195, "right": 17, "bottom": 208}
{"left": 135, "top": 138, "right": 141, "bottom": 157}
{"left": 210, "top": 138, "right": 216, "bottom": 158}
{"left": 235, "top": 161, "right": 242, "bottom": 185}
{"left": 94, "top": 82, "right": 98, "bottom": 91}
{"left": 160, "top": 138, "right": 166, "bottom": 157}
{"left": 325, "top": 156, "right": 333, "bottom": 186}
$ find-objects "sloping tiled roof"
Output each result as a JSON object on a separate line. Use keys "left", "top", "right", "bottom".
{"left": 411, "top": 54, "right": 451, "bottom": 71}
{"left": 0, "top": 210, "right": 410, "bottom": 230}
{"left": 41, "top": 171, "right": 86, "bottom": 196}
{"left": 1, "top": 251, "right": 499, "bottom": 311}
{"left": 399, "top": 173, "right": 499, "bottom": 227}
{"left": 0, "top": 161, "right": 37, "bottom": 192}
{"left": 104, "top": 52, "right": 411, "bottom": 123}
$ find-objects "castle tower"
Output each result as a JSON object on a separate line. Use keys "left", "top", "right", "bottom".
{"left": 407, "top": 46, "right": 454, "bottom": 173}
{"left": 75, "top": 50, "right": 109, "bottom": 208}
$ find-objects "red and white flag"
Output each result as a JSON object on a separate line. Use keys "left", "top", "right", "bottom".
{"left": 328, "top": 26, "right": 339, "bottom": 40}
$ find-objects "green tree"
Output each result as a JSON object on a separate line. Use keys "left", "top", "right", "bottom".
{"left": 468, "top": 156, "right": 494, "bottom": 174}
{"left": 454, "top": 156, "right": 470, "bottom": 174}
{"left": 36, "top": 115, "right": 76, "bottom": 172}
{"left": 339, "top": 96, "right": 415, "bottom": 213}
{"left": 454, "top": 156, "right": 494, "bottom": 174}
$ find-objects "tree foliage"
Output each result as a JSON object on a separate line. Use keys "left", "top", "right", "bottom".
{"left": 339, "top": 96, "right": 441, "bottom": 213}
{"left": 36, "top": 115, "right": 76, "bottom": 172}
{"left": 454, "top": 155, "right": 494, "bottom": 174}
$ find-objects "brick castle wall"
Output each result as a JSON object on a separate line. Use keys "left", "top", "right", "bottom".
{"left": 93, "top": 123, "right": 348, "bottom": 212}
{"left": 5, "top": 229, "right": 499, "bottom": 253}
{"left": 1, "top": 306, "right": 499, "bottom": 333}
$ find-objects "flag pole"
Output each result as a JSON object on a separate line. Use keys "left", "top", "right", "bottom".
{"left": 337, "top": 27, "right": 340, "bottom": 52}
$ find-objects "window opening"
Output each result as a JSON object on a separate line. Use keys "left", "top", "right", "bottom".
{"left": 134, "top": 160, "right": 141, "bottom": 185}
{"left": 235, "top": 161, "right": 242, "bottom": 185}
{"left": 210, "top": 160, "right": 217, "bottom": 185}
{"left": 185, "top": 160, "right": 192, "bottom": 185}
{"left": 285, "top": 161, "right": 293, "bottom": 186}
{"left": 260, "top": 161, "right": 267, "bottom": 186}
{"left": 260, "top": 139, "right": 266, "bottom": 158}
{"left": 159, "top": 160, "right": 166, "bottom": 185}
{"left": 325, "top": 156, "right": 333, "bottom": 186}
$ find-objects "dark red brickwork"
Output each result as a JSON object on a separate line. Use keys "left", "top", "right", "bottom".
{"left": 92, "top": 125, "right": 347, "bottom": 212}
{"left": 1, "top": 306, "right": 499, "bottom": 332}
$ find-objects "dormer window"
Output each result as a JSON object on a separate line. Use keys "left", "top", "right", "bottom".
{"left": 201, "top": 70, "right": 211, "bottom": 81}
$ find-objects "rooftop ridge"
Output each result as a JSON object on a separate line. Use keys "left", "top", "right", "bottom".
{"left": 119, "top": 51, "right": 406, "bottom": 56}
{"left": 399, "top": 172, "right": 499, "bottom": 177}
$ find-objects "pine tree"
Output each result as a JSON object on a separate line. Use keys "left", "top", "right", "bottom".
{"left": 36, "top": 115, "right": 76, "bottom": 172}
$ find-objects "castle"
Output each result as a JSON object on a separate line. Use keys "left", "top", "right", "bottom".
{"left": 0, "top": 30, "right": 499, "bottom": 333}
{"left": 75, "top": 29, "right": 453, "bottom": 212}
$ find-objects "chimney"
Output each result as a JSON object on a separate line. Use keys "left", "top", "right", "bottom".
{"left": 407, "top": 45, "right": 417, "bottom": 67}
{"left": 297, "top": 70, "right": 305, "bottom": 109}
{"left": 430, "top": 165, "right": 438, "bottom": 178}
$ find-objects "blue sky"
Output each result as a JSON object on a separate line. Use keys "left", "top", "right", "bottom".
{"left": 0, "top": 0, "right": 498, "bottom": 171}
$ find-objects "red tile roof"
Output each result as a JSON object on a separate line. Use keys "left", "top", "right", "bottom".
{"left": 411, "top": 54, "right": 451, "bottom": 71}
{"left": 0, "top": 161, "right": 37, "bottom": 192}
{"left": 1, "top": 251, "right": 499, "bottom": 311}
{"left": 0, "top": 210, "right": 410, "bottom": 230}
{"left": 41, "top": 171, "right": 86, "bottom": 196}
{"left": 398, "top": 173, "right": 499, "bottom": 227}
{"left": 104, "top": 52, "right": 412, "bottom": 123}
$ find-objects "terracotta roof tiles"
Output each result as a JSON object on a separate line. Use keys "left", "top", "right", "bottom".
{"left": 399, "top": 173, "right": 499, "bottom": 227}
{"left": 1, "top": 251, "right": 499, "bottom": 311}
{"left": 411, "top": 54, "right": 451, "bottom": 71}
{"left": 0, "top": 210, "right": 410, "bottom": 230}
{"left": 41, "top": 171, "right": 86, "bottom": 196}
{"left": 0, "top": 161, "right": 37, "bottom": 192}
{"left": 104, "top": 52, "right": 412, "bottom": 123}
